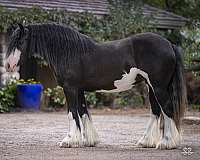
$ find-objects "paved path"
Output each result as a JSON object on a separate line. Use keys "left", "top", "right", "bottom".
{"left": 0, "top": 111, "right": 199, "bottom": 160}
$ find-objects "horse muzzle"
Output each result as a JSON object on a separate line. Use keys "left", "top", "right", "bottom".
{"left": 5, "top": 49, "right": 21, "bottom": 72}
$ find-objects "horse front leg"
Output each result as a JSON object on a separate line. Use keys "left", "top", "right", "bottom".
{"left": 78, "top": 90, "right": 99, "bottom": 146}
{"left": 59, "top": 88, "right": 84, "bottom": 148}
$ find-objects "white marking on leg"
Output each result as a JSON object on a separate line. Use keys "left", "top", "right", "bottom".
{"left": 59, "top": 112, "right": 83, "bottom": 148}
{"left": 97, "top": 67, "right": 152, "bottom": 93}
{"left": 134, "top": 70, "right": 181, "bottom": 149}
{"left": 81, "top": 114, "right": 99, "bottom": 146}
{"left": 137, "top": 113, "right": 160, "bottom": 147}
{"left": 156, "top": 113, "right": 181, "bottom": 149}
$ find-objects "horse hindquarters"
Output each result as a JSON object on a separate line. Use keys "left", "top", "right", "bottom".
{"left": 155, "top": 45, "right": 187, "bottom": 149}
{"left": 137, "top": 45, "right": 187, "bottom": 149}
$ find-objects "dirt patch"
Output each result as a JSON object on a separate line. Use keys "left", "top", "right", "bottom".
{"left": 0, "top": 109, "right": 199, "bottom": 160}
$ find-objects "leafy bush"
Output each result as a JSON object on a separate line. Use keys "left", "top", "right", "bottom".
{"left": 0, "top": 79, "right": 41, "bottom": 113}
{"left": 43, "top": 88, "right": 99, "bottom": 108}
{"left": 181, "top": 24, "right": 200, "bottom": 76}
{"left": 106, "top": 0, "right": 149, "bottom": 39}
{"left": 44, "top": 86, "right": 66, "bottom": 108}
{"left": 85, "top": 92, "right": 98, "bottom": 107}
{"left": 0, "top": 80, "right": 17, "bottom": 113}
{"left": 114, "top": 94, "right": 144, "bottom": 107}
{"left": 192, "top": 104, "right": 200, "bottom": 110}
{"left": 17, "top": 78, "right": 40, "bottom": 84}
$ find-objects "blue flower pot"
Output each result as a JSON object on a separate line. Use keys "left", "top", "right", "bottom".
{"left": 17, "top": 84, "right": 43, "bottom": 110}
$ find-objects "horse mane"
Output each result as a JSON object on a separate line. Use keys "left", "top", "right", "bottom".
{"left": 30, "top": 23, "right": 96, "bottom": 66}
{"left": 8, "top": 23, "right": 96, "bottom": 70}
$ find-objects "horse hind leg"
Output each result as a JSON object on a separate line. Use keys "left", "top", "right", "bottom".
{"left": 137, "top": 85, "right": 181, "bottom": 149}
{"left": 136, "top": 87, "right": 161, "bottom": 148}
{"left": 147, "top": 86, "right": 181, "bottom": 149}
{"left": 156, "top": 112, "right": 180, "bottom": 149}
{"left": 155, "top": 88, "right": 181, "bottom": 149}
{"left": 77, "top": 90, "right": 99, "bottom": 147}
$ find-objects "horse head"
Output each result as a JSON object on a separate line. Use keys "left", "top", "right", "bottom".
{"left": 6, "top": 23, "right": 29, "bottom": 72}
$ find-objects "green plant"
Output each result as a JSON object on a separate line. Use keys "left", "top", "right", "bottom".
{"left": 44, "top": 86, "right": 66, "bottom": 108}
{"left": 191, "top": 104, "right": 200, "bottom": 110}
{"left": 114, "top": 91, "right": 144, "bottom": 107}
{"left": 104, "top": 0, "right": 150, "bottom": 40}
{"left": 85, "top": 92, "right": 98, "bottom": 107}
{"left": 0, "top": 78, "right": 41, "bottom": 113}
{"left": 181, "top": 24, "right": 200, "bottom": 76}
{"left": 17, "top": 78, "right": 40, "bottom": 84}
{"left": 0, "top": 80, "right": 17, "bottom": 113}
{"left": 114, "top": 97, "right": 129, "bottom": 106}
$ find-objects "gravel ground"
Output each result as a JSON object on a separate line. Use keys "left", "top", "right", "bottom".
{"left": 0, "top": 109, "right": 199, "bottom": 160}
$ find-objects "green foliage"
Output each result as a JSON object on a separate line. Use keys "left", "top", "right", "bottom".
{"left": 0, "top": 80, "right": 17, "bottom": 113}
{"left": 0, "top": 7, "right": 48, "bottom": 32}
{"left": 43, "top": 89, "right": 98, "bottom": 108}
{"left": 143, "top": 0, "right": 200, "bottom": 21}
{"left": 192, "top": 104, "right": 200, "bottom": 110}
{"left": 114, "top": 96, "right": 129, "bottom": 106}
{"left": 85, "top": 92, "right": 98, "bottom": 107}
{"left": 0, "top": 1, "right": 149, "bottom": 42}
{"left": 17, "top": 78, "right": 40, "bottom": 84}
{"left": 0, "top": 78, "right": 41, "bottom": 113}
{"left": 33, "top": 55, "right": 48, "bottom": 67}
{"left": 181, "top": 24, "right": 200, "bottom": 75}
{"left": 44, "top": 86, "right": 66, "bottom": 108}
{"left": 157, "top": 29, "right": 183, "bottom": 45}
{"left": 107, "top": 0, "right": 150, "bottom": 39}
{"left": 114, "top": 89, "right": 144, "bottom": 107}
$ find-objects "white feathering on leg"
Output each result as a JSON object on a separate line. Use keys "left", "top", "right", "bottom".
{"left": 59, "top": 112, "right": 84, "bottom": 148}
{"left": 156, "top": 113, "right": 181, "bottom": 149}
{"left": 136, "top": 113, "right": 160, "bottom": 147}
{"left": 81, "top": 114, "right": 99, "bottom": 146}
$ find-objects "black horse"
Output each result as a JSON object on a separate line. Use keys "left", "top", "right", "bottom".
{"left": 6, "top": 23, "right": 187, "bottom": 149}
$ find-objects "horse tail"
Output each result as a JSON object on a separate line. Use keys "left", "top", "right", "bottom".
{"left": 170, "top": 44, "right": 187, "bottom": 130}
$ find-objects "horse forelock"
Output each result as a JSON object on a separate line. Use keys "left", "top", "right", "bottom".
{"left": 24, "top": 23, "right": 95, "bottom": 68}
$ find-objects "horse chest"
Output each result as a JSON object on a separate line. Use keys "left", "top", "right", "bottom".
{"left": 97, "top": 67, "right": 150, "bottom": 93}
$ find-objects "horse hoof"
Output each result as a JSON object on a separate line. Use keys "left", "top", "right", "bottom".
{"left": 84, "top": 139, "right": 99, "bottom": 147}
{"left": 156, "top": 138, "right": 177, "bottom": 149}
{"left": 136, "top": 136, "right": 157, "bottom": 148}
{"left": 83, "top": 133, "right": 99, "bottom": 147}
{"left": 59, "top": 140, "right": 83, "bottom": 148}
{"left": 59, "top": 135, "right": 84, "bottom": 148}
{"left": 136, "top": 141, "right": 156, "bottom": 148}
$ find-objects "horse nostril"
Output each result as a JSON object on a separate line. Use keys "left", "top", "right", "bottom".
{"left": 5, "top": 62, "right": 11, "bottom": 72}
{"left": 13, "top": 64, "right": 17, "bottom": 68}
{"left": 7, "top": 63, "right": 10, "bottom": 69}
